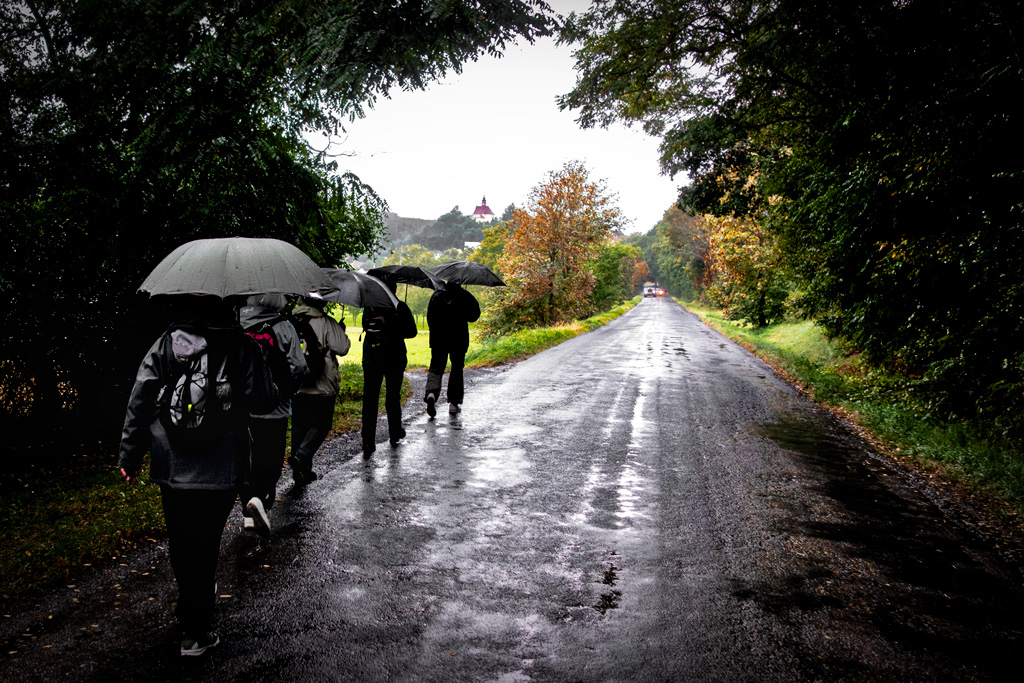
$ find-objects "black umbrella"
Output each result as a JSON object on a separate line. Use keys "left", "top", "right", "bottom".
{"left": 367, "top": 265, "right": 444, "bottom": 291}
{"left": 431, "top": 260, "right": 505, "bottom": 287}
{"left": 319, "top": 269, "right": 399, "bottom": 309}
{"left": 139, "top": 237, "right": 334, "bottom": 298}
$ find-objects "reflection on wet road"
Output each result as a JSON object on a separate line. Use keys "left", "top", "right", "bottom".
{"left": 310, "top": 298, "right": 1022, "bottom": 681}
{"left": 3, "top": 298, "right": 1021, "bottom": 682}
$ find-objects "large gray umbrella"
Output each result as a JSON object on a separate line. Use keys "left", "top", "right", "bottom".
{"left": 320, "top": 269, "right": 399, "bottom": 309}
{"left": 431, "top": 260, "right": 505, "bottom": 287}
{"left": 139, "top": 237, "right": 334, "bottom": 297}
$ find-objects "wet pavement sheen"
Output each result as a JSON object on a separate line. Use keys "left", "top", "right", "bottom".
{"left": 3, "top": 298, "right": 1022, "bottom": 682}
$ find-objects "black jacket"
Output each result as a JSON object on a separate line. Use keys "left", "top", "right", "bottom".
{"left": 361, "top": 301, "right": 418, "bottom": 368}
{"left": 427, "top": 285, "right": 480, "bottom": 352}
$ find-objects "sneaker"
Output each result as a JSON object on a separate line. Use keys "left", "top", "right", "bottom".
{"left": 425, "top": 393, "right": 437, "bottom": 418}
{"left": 449, "top": 403, "right": 461, "bottom": 415}
{"left": 181, "top": 631, "right": 219, "bottom": 657}
{"left": 243, "top": 516, "right": 254, "bottom": 530}
{"left": 245, "top": 497, "right": 270, "bottom": 537}
{"left": 390, "top": 427, "right": 407, "bottom": 446}
{"left": 363, "top": 443, "right": 376, "bottom": 459}
{"left": 292, "top": 467, "right": 318, "bottom": 486}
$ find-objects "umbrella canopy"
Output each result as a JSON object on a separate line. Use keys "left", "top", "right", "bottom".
{"left": 139, "top": 237, "right": 334, "bottom": 298}
{"left": 367, "top": 265, "right": 444, "bottom": 290}
{"left": 431, "top": 260, "right": 505, "bottom": 287}
{"left": 320, "top": 269, "right": 399, "bottom": 309}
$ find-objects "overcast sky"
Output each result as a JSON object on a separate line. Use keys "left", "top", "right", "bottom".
{"left": 307, "top": 2, "right": 684, "bottom": 235}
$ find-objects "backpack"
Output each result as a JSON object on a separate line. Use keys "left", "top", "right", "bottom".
{"left": 245, "top": 318, "right": 294, "bottom": 400}
{"left": 362, "top": 306, "right": 397, "bottom": 351}
{"left": 289, "top": 314, "right": 326, "bottom": 380}
{"left": 157, "top": 331, "right": 236, "bottom": 446}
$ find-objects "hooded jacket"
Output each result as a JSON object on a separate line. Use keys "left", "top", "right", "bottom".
{"left": 118, "top": 320, "right": 278, "bottom": 490}
{"left": 293, "top": 304, "right": 350, "bottom": 396}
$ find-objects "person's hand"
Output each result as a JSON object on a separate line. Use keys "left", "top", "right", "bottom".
{"left": 120, "top": 467, "right": 137, "bottom": 485}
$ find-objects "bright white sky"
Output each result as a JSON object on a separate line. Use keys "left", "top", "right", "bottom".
{"left": 307, "top": 1, "right": 683, "bottom": 236}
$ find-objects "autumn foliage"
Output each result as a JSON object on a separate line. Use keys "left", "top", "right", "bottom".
{"left": 484, "top": 161, "right": 623, "bottom": 333}
{"left": 701, "top": 215, "right": 787, "bottom": 327}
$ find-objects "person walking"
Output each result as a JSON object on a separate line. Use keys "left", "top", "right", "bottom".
{"left": 289, "top": 295, "right": 350, "bottom": 484}
{"left": 360, "top": 277, "right": 417, "bottom": 458}
{"left": 239, "top": 294, "right": 306, "bottom": 536}
{"left": 118, "top": 296, "right": 278, "bottom": 656}
{"left": 424, "top": 282, "right": 480, "bottom": 416}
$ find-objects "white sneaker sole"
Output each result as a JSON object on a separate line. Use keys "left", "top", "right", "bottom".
{"left": 181, "top": 634, "right": 220, "bottom": 656}
{"left": 245, "top": 497, "right": 270, "bottom": 537}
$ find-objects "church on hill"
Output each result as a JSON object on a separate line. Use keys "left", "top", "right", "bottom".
{"left": 471, "top": 196, "right": 495, "bottom": 223}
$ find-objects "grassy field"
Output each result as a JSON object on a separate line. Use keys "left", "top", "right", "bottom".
{"left": 681, "top": 299, "right": 1024, "bottom": 524}
{"left": 1, "top": 298, "right": 639, "bottom": 603}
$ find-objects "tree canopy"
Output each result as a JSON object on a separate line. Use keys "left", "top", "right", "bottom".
{"left": 406, "top": 207, "right": 486, "bottom": 251}
{"left": 560, "top": 0, "right": 1024, "bottom": 430}
{"left": 0, "top": 0, "right": 556, "bottom": 454}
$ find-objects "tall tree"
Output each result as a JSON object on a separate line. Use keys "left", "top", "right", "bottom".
{"left": 0, "top": 0, "right": 555, "bottom": 454}
{"left": 560, "top": 0, "right": 1024, "bottom": 429}
{"left": 488, "top": 161, "right": 623, "bottom": 332}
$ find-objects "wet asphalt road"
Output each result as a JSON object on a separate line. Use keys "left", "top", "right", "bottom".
{"left": 3, "top": 298, "right": 1023, "bottom": 682}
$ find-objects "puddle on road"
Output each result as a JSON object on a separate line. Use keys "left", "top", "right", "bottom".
{"left": 523, "top": 386, "right": 571, "bottom": 407}
{"left": 491, "top": 423, "right": 543, "bottom": 449}
{"left": 467, "top": 447, "right": 531, "bottom": 488}
{"left": 670, "top": 345, "right": 690, "bottom": 359}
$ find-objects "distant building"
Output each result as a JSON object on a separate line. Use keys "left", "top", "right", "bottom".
{"left": 471, "top": 196, "right": 495, "bottom": 223}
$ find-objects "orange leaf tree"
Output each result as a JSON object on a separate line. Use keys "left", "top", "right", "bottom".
{"left": 631, "top": 258, "right": 651, "bottom": 292}
{"left": 486, "top": 161, "right": 623, "bottom": 333}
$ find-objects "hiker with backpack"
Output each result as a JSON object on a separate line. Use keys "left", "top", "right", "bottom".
{"left": 239, "top": 293, "right": 307, "bottom": 536}
{"left": 289, "top": 295, "right": 351, "bottom": 484}
{"left": 118, "top": 295, "right": 278, "bottom": 656}
{"left": 361, "top": 276, "right": 418, "bottom": 458}
{"left": 423, "top": 282, "right": 480, "bottom": 417}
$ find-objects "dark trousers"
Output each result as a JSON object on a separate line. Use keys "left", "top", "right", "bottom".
{"left": 425, "top": 347, "right": 466, "bottom": 405}
{"left": 362, "top": 363, "right": 405, "bottom": 448}
{"left": 244, "top": 416, "right": 288, "bottom": 509}
{"left": 290, "top": 394, "right": 336, "bottom": 474}
{"left": 160, "top": 487, "right": 236, "bottom": 636}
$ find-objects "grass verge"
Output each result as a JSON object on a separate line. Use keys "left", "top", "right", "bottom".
{"left": 0, "top": 456, "right": 164, "bottom": 602}
{"left": 466, "top": 298, "right": 640, "bottom": 368}
{"left": 681, "top": 299, "right": 1024, "bottom": 529}
{"left": 1, "top": 298, "right": 638, "bottom": 604}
